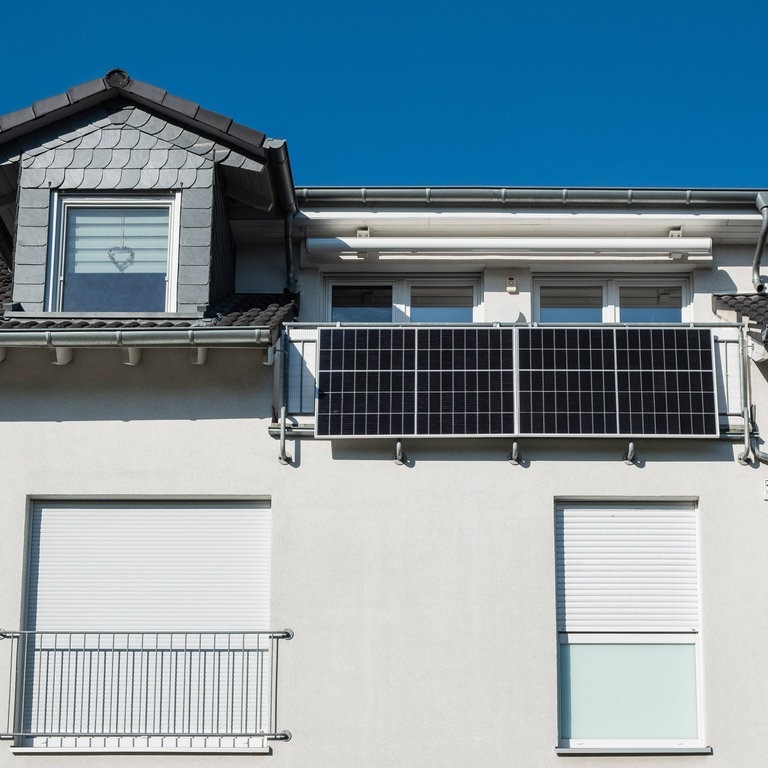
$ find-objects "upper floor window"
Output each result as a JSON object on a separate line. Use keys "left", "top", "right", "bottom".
{"left": 536, "top": 278, "right": 687, "bottom": 323}
{"left": 47, "top": 194, "right": 180, "bottom": 313}
{"left": 328, "top": 278, "right": 478, "bottom": 323}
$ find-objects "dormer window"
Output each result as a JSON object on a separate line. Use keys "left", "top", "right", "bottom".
{"left": 47, "top": 194, "right": 181, "bottom": 313}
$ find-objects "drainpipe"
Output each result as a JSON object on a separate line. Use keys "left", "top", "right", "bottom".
{"left": 752, "top": 192, "right": 768, "bottom": 292}
{"left": 265, "top": 140, "right": 299, "bottom": 294}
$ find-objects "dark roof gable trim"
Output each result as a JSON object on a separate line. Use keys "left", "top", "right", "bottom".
{"left": 0, "top": 69, "right": 267, "bottom": 162}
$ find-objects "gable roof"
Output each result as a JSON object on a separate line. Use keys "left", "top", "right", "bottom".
{"left": 0, "top": 69, "right": 297, "bottom": 217}
{"left": 0, "top": 69, "right": 267, "bottom": 160}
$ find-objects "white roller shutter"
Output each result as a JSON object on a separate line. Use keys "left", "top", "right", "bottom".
{"left": 22, "top": 500, "right": 272, "bottom": 749}
{"left": 556, "top": 502, "right": 698, "bottom": 632}
{"left": 27, "top": 500, "right": 271, "bottom": 632}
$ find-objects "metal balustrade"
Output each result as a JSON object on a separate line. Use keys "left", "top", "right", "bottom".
{"left": 282, "top": 323, "right": 747, "bottom": 436}
{"left": 0, "top": 630, "right": 292, "bottom": 748}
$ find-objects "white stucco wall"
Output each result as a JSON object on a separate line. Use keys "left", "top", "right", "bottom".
{"left": 2, "top": 240, "right": 768, "bottom": 767}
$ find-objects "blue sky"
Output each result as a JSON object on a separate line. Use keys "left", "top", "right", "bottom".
{"left": 1, "top": 1, "right": 764, "bottom": 187}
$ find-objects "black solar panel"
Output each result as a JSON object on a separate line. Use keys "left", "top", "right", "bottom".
{"left": 314, "top": 326, "right": 719, "bottom": 438}
{"left": 316, "top": 327, "right": 515, "bottom": 437}
{"left": 519, "top": 327, "right": 618, "bottom": 435}
{"left": 615, "top": 327, "right": 717, "bottom": 436}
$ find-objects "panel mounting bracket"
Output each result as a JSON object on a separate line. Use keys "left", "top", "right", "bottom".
{"left": 623, "top": 440, "right": 636, "bottom": 465}
{"left": 509, "top": 441, "right": 523, "bottom": 465}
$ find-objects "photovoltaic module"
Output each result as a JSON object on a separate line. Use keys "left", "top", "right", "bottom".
{"left": 315, "top": 326, "right": 718, "bottom": 438}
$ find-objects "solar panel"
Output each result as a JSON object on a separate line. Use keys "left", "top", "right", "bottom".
{"left": 615, "top": 327, "right": 717, "bottom": 436}
{"left": 316, "top": 327, "right": 515, "bottom": 437}
{"left": 314, "top": 326, "right": 719, "bottom": 439}
{"left": 519, "top": 327, "right": 618, "bottom": 435}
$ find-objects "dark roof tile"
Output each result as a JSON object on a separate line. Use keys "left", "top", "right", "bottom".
{"left": 160, "top": 92, "right": 200, "bottom": 119}
{"left": 32, "top": 92, "right": 71, "bottom": 118}
{"left": 715, "top": 293, "right": 768, "bottom": 324}
{"left": 121, "top": 79, "right": 167, "bottom": 104}
{"left": 194, "top": 107, "right": 233, "bottom": 134}
{"left": 0, "top": 106, "right": 36, "bottom": 132}
{"left": 66, "top": 78, "right": 108, "bottom": 102}
{"left": 227, "top": 121, "right": 266, "bottom": 148}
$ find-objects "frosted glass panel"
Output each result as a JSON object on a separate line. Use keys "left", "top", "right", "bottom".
{"left": 560, "top": 643, "right": 698, "bottom": 740}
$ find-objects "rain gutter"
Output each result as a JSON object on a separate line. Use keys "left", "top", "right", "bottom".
{"left": 296, "top": 187, "right": 763, "bottom": 209}
{"left": 0, "top": 327, "right": 272, "bottom": 348}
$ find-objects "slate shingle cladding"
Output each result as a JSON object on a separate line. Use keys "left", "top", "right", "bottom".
{"left": 4, "top": 102, "right": 265, "bottom": 314}
{"left": 0, "top": 71, "right": 298, "bottom": 340}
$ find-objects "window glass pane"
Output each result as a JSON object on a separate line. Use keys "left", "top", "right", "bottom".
{"left": 620, "top": 286, "right": 682, "bottom": 323}
{"left": 331, "top": 286, "right": 393, "bottom": 322}
{"left": 559, "top": 643, "right": 698, "bottom": 740}
{"left": 410, "top": 285, "right": 473, "bottom": 322}
{"left": 61, "top": 207, "right": 169, "bottom": 312}
{"left": 540, "top": 286, "right": 602, "bottom": 322}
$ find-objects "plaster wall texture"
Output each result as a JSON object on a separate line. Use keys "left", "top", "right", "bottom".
{"left": 0, "top": 347, "right": 765, "bottom": 767}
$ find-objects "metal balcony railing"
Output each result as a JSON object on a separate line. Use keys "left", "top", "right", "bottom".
{"left": 0, "top": 630, "right": 292, "bottom": 748}
{"left": 281, "top": 323, "right": 747, "bottom": 437}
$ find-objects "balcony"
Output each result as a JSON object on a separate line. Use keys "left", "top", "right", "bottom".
{"left": 279, "top": 323, "right": 746, "bottom": 440}
{"left": 0, "top": 630, "right": 292, "bottom": 750}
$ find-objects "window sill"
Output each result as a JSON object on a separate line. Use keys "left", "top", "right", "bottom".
{"left": 557, "top": 747, "right": 713, "bottom": 756}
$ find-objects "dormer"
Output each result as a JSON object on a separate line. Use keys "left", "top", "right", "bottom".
{"left": 0, "top": 69, "right": 297, "bottom": 320}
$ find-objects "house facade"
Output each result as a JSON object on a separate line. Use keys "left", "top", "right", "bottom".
{"left": 0, "top": 70, "right": 767, "bottom": 766}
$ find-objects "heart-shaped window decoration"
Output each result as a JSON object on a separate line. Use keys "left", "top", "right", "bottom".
{"left": 107, "top": 245, "right": 135, "bottom": 272}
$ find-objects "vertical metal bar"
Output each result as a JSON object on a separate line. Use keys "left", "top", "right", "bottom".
{"left": 242, "top": 633, "right": 248, "bottom": 738}
{"left": 82, "top": 635, "right": 96, "bottom": 731}
{"left": 153, "top": 634, "right": 159, "bottom": 738}
{"left": 139, "top": 632, "right": 146, "bottom": 735}
{"left": 109, "top": 633, "right": 116, "bottom": 737}
{"left": 272, "top": 634, "right": 280, "bottom": 735}
{"left": 199, "top": 633, "right": 205, "bottom": 739}
{"left": 227, "top": 632, "right": 233, "bottom": 736}
{"left": 182, "top": 633, "right": 188, "bottom": 737}
{"left": 97, "top": 631, "right": 104, "bottom": 740}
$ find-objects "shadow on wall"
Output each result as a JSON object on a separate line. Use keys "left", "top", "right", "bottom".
{"left": 328, "top": 437, "right": 740, "bottom": 464}
{"left": 0, "top": 347, "right": 271, "bottom": 421}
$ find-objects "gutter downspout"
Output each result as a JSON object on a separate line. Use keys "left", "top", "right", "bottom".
{"left": 737, "top": 326, "right": 752, "bottom": 465}
{"left": 265, "top": 139, "right": 299, "bottom": 294}
{"left": 752, "top": 191, "right": 768, "bottom": 292}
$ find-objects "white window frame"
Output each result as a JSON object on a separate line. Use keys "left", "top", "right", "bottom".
{"left": 324, "top": 275, "right": 483, "bottom": 322}
{"left": 46, "top": 193, "right": 182, "bottom": 313}
{"left": 534, "top": 276, "right": 692, "bottom": 323}
{"left": 555, "top": 501, "right": 704, "bottom": 752}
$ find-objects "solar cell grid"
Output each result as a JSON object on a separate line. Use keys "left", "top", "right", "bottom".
{"left": 616, "top": 327, "right": 717, "bottom": 435}
{"left": 316, "top": 327, "right": 516, "bottom": 437}
{"left": 315, "top": 325, "right": 719, "bottom": 438}
{"left": 518, "top": 327, "right": 617, "bottom": 435}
